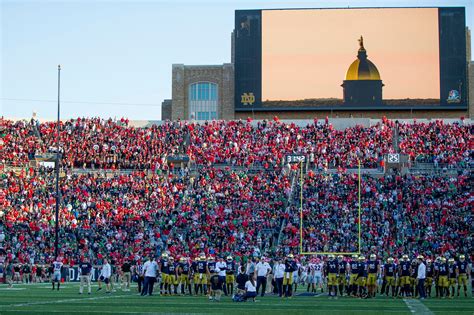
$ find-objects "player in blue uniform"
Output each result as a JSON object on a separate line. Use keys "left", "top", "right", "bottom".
{"left": 399, "top": 255, "right": 411, "bottom": 297}
{"left": 337, "top": 255, "right": 347, "bottom": 296}
{"left": 383, "top": 257, "right": 397, "bottom": 297}
{"left": 433, "top": 257, "right": 441, "bottom": 298}
{"left": 425, "top": 259, "right": 434, "bottom": 298}
{"left": 367, "top": 254, "right": 380, "bottom": 298}
{"left": 447, "top": 258, "right": 457, "bottom": 298}
{"left": 196, "top": 254, "right": 208, "bottom": 295}
{"left": 167, "top": 256, "right": 178, "bottom": 295}
{"left": 356, "top": 256, "right": 368, "bottom": 298}
{"left": 326, "top": 254, "right": 339, "bottom": 299}
{"left": 159, "top": 253, "right": 170, "bottom": 295}
{"left": 283, "top": 254, "right": 298, "bottom": 298}
{"left": 178, "top": 257, "right": 191, "bottom": 295}
{"left": 438, "top": 257, "right": 449, "bottom": 298}
{"left": 456, "top": 255, "right": 469, "bottom": 297}
{"left": 348, "top": 255, "right": 359, "bottom": 297}
{"left": 225, "top": 256, "right": 236, "bottom": 296}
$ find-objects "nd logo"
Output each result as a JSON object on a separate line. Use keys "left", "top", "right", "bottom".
{"left": 241, "top": 93, "right": 255, "bottom": 105}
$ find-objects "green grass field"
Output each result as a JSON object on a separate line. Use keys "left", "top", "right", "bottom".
{"left": 0, "top": 283, "right": 472, "bottom": 315}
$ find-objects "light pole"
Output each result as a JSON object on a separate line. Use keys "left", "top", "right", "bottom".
{"left": 54, "top": 64, "right": 61, "bottom": 259}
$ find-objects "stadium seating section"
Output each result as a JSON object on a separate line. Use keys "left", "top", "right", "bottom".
{"left": 0, "top": 117, "right": 471, "bottom": 265}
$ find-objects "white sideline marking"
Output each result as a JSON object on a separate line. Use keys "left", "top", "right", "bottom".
{"left": 0, "top": 294, "right": 128, "bottom": 308}
{"left": 1, "top": 309, "right": 409, "bottom": 314}
{"left": 403, "top": 298, "right": 434, "bottom": 315}
{"left": 0, "top": 288, "right": 25, "bottom": 291}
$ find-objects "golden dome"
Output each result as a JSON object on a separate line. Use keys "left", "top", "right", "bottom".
{"left": 345, "top": 36, "right": 381, "bottom": 81}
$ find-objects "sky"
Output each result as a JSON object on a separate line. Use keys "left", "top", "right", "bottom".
{"left": 1, "top": 0, "right": 472, "bottom": 120}
{"left": 262, "top": 8, "right": 440, "bottom": 100}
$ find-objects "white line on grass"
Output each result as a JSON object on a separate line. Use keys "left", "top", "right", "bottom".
{"left": 1, "top": 309, "right": 412, "bottom": 314}
{"left": 0, "top": 294, "right": 128, "bottom": 309}
{"left": 403, "top": 298, "right": 434, "bottom": 315}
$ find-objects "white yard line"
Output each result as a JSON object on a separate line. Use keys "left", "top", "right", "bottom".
{"left": 403, "top": 298, "right": 434, "bottom": 315}
{"left": 1, "top": 309, "right": 409, "bottom": 314}
{"left": 0, "top": 294, "right": 128, "bottom": 309}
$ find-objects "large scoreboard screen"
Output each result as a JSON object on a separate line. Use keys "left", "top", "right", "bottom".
{"left": 234, "top": 7, "right": 467, "bottom": 111}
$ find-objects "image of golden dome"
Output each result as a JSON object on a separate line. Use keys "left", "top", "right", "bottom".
{"left": 345, "top": 36, "right": 381, "bottom": 81}
{"left": 341, "top": 36, "right": 384, "bottom": 106}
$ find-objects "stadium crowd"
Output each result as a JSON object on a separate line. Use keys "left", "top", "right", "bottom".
{"left": 286, "top": 172, "right": 471, "bottom": 258}
{"left": 3, "top": 117, "right": 395, "bottom": 169}
{"left": 0, "top": 116, "right": 472, "bottom": 299}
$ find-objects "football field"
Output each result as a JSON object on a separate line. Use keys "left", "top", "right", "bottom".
{"left": 0, "top": 284, "right": 472, "bottom": 315}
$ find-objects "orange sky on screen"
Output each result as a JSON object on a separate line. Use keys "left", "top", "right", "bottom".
{"left": 262, "top": 8, "right": 440, "bottom": 100}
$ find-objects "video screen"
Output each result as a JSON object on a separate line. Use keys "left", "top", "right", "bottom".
{"left": 234, "top": 7, "right": 467, "bottom": 111}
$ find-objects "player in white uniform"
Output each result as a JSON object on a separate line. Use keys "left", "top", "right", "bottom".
{"left": 300, "top": 262, "right": 308, "bottom": 285}
{"left": 306, "top": 259, "right": 316, "bottom": 292}
{"left": 51, "top": 258, "right": 63, "bottom": 291}
{"left": 293, "top": 261, "right": 301, "bottom": 293}
{"left": 313, "top": 258, "right": 325, "bottom": 293}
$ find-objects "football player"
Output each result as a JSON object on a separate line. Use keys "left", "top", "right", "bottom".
{"left": 356, "top": 256, "right": 367, "bottom": 298}
{"left": 447, "top": 258, "right": 457, "bottom": 298}
{"left": 437, "top": 257, "right": 449, "bottom": 298}
{"left": 398, "top": 255, "right": 411, "bottom": 297}
{"left": 196, "top": 254, "right": 208, "bottom": 295}
{"left": 425, "top": 259, "right": 434, "bottom": 297}
{"left": 326, "top": 254, "right": 338, "bottom": 299}
{"left": 167, "top": 256, "right": 178, "bottom": 295}
{"left": 225, "top": 256, "right": 236, "bottom": 296}
{"left": 337, "top": 255, "right": 347, "bottom": 296}
{"left": 283, "top": 253, "right": 297, "bottom": 298}
{"left": 410, "top": 258, "right": 419, "bottom": 297}
{"left": 159, "top": 253, "right": 170, "bottom": 295}
{"left": 384, "top": 257, "right": 397, "bottom": 297}
{"left": 367, "top": 254, "right": 379, "bottom": 298}
{"left": 207, "top": 256, "right": 217, "bottom": 299}
{"left": 51, "top": 257, "right": 63, "bottom": 291}
{"left": 178, "top": 257, "right": 191, "bottom": 295}
{"left": 313, "top": 257, "right": 325, "bottom": 293}
{"left": 305, "top": 258, "right": 314, "bottom": 293}
{"left": 456, "top": 255, "right": 469, "bottom": 297}
{"left": 433, "top": 257, "right": 441, "bottom": 298}
{"left": 348, "top": 255, "right": 359, "bottom": 296}
{"left": 191, "top": 257, "right": 200, "bottom": 295}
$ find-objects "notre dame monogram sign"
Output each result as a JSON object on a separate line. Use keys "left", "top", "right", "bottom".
{"left": 241, "top": 93, "right": 255, "bottom": 106}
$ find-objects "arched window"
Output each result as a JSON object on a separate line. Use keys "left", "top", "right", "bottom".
{"left": 189, "top": 82, "right": 218, "bottom": 120}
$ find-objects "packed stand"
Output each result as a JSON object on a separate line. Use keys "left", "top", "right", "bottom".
{"left": 283, "top": 171, "right": 471, "bottom": 259}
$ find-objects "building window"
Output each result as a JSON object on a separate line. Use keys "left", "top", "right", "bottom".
{"left": 189, "top": 82, "right": 218, "bottom": 120}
